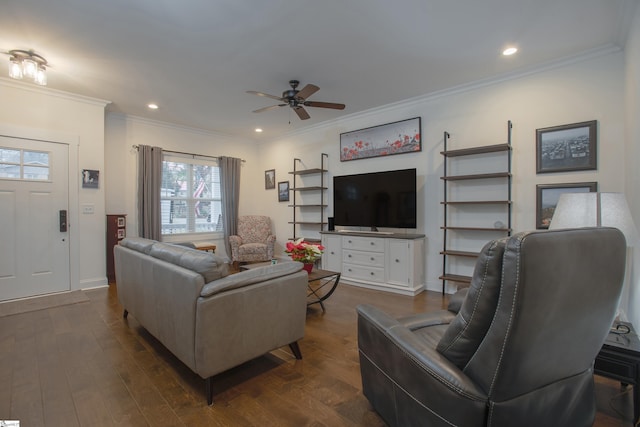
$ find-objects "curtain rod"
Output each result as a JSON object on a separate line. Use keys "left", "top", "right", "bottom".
{"left": 132, "top": 145, "right": 245, "bottom": 162}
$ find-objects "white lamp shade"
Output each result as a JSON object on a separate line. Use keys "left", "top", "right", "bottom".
{"left": 549, "top": 192, "right": 638, "bottom": 246}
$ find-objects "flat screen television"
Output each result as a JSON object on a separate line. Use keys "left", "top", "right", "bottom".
{"left": 333, "top": 168, "right": 417, "bottom": 230}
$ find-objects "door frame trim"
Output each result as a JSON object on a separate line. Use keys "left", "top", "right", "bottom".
{"left": 0, "top": 123, "right": 79, "bottom": 292}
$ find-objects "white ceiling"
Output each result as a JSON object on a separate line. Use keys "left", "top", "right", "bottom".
{"left": 1, "top": 0, "right": 636, "bottom": 140}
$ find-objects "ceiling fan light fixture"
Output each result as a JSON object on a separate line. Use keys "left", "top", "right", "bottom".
{"left": 7, "top": 49, "right": 48, "bottom": 86}
{"left": 247, "top": 80, "right": 344, "bottom": 121}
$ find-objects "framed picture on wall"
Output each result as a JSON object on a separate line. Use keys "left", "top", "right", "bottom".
{"left": 536, "top": 182, "right": 598, "bottom": 229}
{"left": 536, "top": 120, "right": 597, "bottom": 173}
{"left": 82, "top": 169, "right": 100, "bottom": 188}
{"left": 340, "top": 117, "right": 421, "bottom": 161}
{"left": 265, "top": 169, "right": 275, "bottom": 189}
{"left": 278, "top": 181, "right": 290, "bottom": 202}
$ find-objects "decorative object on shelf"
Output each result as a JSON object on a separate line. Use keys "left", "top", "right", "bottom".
{"left": 278, "top": 181, "right": 289, "bottom": 202}
{"left": 285, "top": 238, "right": 325, "bottom": 272}
{"left": 536, "top": 182, "right": 597, "bottom": 229}
{"left": 82, "top": 169, "right": 99, "bottom": 188}
{"left": 536, "top": 120, "right": 597, "bottom": 174}
{"left": 7, "top": 49, "right": 48, "bottom": 86}
{"left": 265, "top": 169, "right": 275, "bottom": 189}
{"left": 340, "top": 117, "right": 421, "bottom": 161}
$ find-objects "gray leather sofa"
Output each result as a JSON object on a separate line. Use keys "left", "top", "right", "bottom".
{"left": 114, "top": 237, "right": 308, "bottom": 405}
{"left": 357, "top": 228, "right": 627, "bottom": 427}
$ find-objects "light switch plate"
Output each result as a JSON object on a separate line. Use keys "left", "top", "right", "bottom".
{"left": 82, "top": 204, "right": 95, "bottom": 214}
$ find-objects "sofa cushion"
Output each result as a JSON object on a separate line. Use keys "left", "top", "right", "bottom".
{"left": 200, "top": 262, "right": 303, "bottom": 297}
{"left": 149, "top": 242, "right": 229, "bottom": 283}
{"left": 436, "top": 237, "right": 507, "bottom": 370}
{"left": 119, "top": 237, "right": 155, "bottom": 254}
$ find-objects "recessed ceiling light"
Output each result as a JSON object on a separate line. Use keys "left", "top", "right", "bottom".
{"left": 503, "top": 47, "right": 518, "bottom": 56}
{"left": 255, "top": 128, "right": 263, "bottom": 133}
{"left": 147, "top": 103, "right": 159, "bottom": 110}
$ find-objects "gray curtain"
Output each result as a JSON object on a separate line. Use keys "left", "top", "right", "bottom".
{"left": 137, "top": 145, "right": 163, "bottom": 240}
{"left": 219, "top": 156, "right": 242, "bottom": 256}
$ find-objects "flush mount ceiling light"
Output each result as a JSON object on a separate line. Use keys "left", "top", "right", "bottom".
{"left": 502, "top": 47, "right": 518, "bottom": 56}
{"left": 8, "top": 49, "right": 48, "bottom": 86}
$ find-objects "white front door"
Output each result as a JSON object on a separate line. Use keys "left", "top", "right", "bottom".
{"left": 0, "top": 136, "right": 70, "bottom": 301}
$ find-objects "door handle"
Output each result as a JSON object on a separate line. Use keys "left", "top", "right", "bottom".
{"left": 59, "top": 210, "right": 67, "bottom": 232}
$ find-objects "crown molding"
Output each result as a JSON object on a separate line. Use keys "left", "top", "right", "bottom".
{"left": 266, "top": 44, "right": 622, "bottom": 143}
{"left": 0, "top": 76, "right": 111, "bottom": 107}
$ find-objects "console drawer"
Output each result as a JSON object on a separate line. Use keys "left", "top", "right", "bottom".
{"left": 343, "top": 249, "right": 385, "bottom": 267}
{"left": 342, "top": 236, "right": 384, "bottom": 252}
{"left": 343, "top": 263, "right": 385, "bottom": 283}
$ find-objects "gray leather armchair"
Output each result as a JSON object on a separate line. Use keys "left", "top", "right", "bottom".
{"left": 357, "top": 228, "right": 627, "bottom": 427}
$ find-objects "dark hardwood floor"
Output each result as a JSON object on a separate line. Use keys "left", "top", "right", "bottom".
{"left": 0, "top": 282, "right": 635, "bottom": 426}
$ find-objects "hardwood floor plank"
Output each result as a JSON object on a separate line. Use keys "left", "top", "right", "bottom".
{"left": 0, "top": 284, "right": 633, "bottom": 426}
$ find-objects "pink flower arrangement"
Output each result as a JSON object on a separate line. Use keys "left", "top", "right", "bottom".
{"left": 285, "top": 238, "right": 325, "bottom": 264}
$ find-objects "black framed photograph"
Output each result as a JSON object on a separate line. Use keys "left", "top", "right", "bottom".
{"left": 278, "top": 181, "right": 289, "bottom": 202}
{"left": 81, "top": 169, "right": 99, "bottom": 188}
{"left": 536, "top": 120, "right": 597, "bottom": 173}
{"left": 265, "top": 169, "right": 275, "bottom": 189}
{"left": 536, "top": 182, "right": 597, "bottom": 229}
{"left": 340, "top": 116, "right": 421, "bottom": 161}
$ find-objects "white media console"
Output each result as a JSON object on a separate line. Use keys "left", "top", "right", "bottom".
{"left": 320, "top": 231, "right": 425, "bottom": 295}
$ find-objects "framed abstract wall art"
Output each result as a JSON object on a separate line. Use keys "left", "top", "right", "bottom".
{"left": 340, "top": 117, "right": 421, "bottom": 161}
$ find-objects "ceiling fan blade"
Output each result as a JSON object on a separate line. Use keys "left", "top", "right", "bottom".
{"left": 304, "top": 101, "right": 346, "bottom": 110}
{"left": 252, "top": 104, "right": 286, "bottom": 113}
{"left": 293, "top": 106, "right": 311, "bottom": 120}
{"left": 295, "top": 84, "right": 320, "bottom": 101}
{"left": 246, "top": 90, "right": 284, "bottom": 102}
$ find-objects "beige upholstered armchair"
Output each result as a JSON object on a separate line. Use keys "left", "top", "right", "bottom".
{"left": 229, "top": 215, "right": 276, "bottom": 266}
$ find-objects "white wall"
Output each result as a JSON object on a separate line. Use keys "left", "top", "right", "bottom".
{"left": 0, "top": 79, "right": 109, "bottom": 290}
{"left": 1, "top": 37, "right": 632, "bottom": 316}
{"left": 257, "top": 51, "right": 627, "bottom": 294}
{"left": 625, "top": 5, "right": 640, "bottom": 328}
{"left": 104, "top": 114, "right": 260, "bottom": 260}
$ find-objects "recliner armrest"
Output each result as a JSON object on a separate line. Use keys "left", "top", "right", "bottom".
{"left": 357, "top": 304, "right": 486, "bottom": 398}
{"left": 398, "top": 310, "right": 457, "bottom": 330}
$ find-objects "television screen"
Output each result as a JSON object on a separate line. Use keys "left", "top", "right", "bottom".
{"left": 333, "top": 168, "right": 417, "bottom": 229}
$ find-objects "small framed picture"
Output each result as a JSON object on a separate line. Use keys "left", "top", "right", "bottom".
{"left": 117, "top": 228, "right": 125, "bottom": 239}
{"left": 117, "top": 217, "right": 125, "bottom": 227}
{"left": 278, "top": 181, "right": 290, "bottom": 202}
{"left": 536, "top": 120, "right": 597, "bottom": 174}
{"left": 265, "top": 169, "right": 275, "bottom": 189}
{"left": 536, "top": 182, "right": 598, "bottom": 229}
{"left": 82, "top": 169, "right": 99, "bottom": 188}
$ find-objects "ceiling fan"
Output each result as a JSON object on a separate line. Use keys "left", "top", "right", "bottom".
{"left": 247, "top": 80, "right": 345, "bottom": 120}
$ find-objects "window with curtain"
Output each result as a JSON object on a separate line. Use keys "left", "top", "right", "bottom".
{"left": 160, "top": 154, "right": 222, "bottom": 235}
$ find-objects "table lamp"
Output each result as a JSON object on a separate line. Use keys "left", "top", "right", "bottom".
{"left": 549, "top": 192, "right": 638, "bottom": 320}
